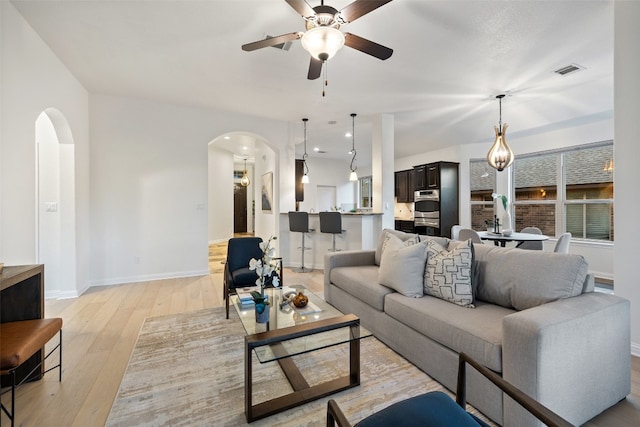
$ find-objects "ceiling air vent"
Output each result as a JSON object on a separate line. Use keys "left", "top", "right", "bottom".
{"left": 266, "top": 35, "right": 292, "bottom": 51}
{"left": 554, "top": 63, "right": 585, "bottom": 76}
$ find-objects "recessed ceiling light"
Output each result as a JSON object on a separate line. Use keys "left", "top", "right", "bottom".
{"left": 243, "top": 146, "right": 248, "bottom": 150}
{"left": 313, "top": 147, "right": 320, "bottom": 152}
{"left": 223, "top": 136, "right": 230, "bottom": 140}
{"left": 328, "top": 120, "right": 337, "bottom": 125}
{"left": 345, "top": 132, "right": 352, "bottom": 138}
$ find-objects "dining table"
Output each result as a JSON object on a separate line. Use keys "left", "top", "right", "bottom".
{"left": 477, "top": 231, "right": 549, "bottom": 247}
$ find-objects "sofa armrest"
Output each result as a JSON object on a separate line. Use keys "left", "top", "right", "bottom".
{"left": 324, "top": 250, "right": 376, "bottom": 301}
{"left": 502, "top": 292, "right": 630, "bottom": 427}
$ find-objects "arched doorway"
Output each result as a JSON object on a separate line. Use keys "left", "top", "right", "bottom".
{"left": 35, "top": 109, "right": 76, "bottom": 298}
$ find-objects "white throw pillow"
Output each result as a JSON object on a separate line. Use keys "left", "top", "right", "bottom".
{"left": 424, "top": 239, "right": 475, "bottom": 308}
{"left": 375, "top": 229, "right": 419, "bottom": 265}
{"left": 378, "top": 235, "right": 427, "bottom": 298}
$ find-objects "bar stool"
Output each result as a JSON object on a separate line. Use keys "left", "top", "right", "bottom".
{"left": 288, "top": 211, "right": 314, "bottom": 272}
{"left": 319, "top": 212, "right": 344, "bottom": 252}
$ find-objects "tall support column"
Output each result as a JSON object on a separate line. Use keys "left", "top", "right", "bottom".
{"left": 371, "top": 114, "right": 394, "bottom": 230}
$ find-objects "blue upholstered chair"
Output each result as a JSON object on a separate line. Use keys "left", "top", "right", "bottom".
{"left": 223, "top": 237, "right": 282, "bottom": 319}
{"left": 327, "top": 352, "right": 573, "bottom": 427}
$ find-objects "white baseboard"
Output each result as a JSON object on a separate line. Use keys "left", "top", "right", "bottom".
{"left": 88, "top": 269, "right": 211, "bottom": 288}
{"left": 45, "top": 290, "right": 80, "bottom": 300}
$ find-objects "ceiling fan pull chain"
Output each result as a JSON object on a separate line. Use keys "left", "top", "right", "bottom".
{"left": 323, "top": 61, "right": 328, "bottom": 97}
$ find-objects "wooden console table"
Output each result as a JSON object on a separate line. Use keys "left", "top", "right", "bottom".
{"left": 0, "top": 264, "right": 45, "bottom": 385}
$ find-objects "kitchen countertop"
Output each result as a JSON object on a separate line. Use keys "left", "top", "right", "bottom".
{"left": 282, "top": 212, "right": 383, "bottom": 216}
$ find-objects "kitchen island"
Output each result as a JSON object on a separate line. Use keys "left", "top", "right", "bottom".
{"left": 279, "top": 212, "right": 383, "bottom": 270}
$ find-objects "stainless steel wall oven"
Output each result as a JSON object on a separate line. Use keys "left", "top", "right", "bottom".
{"left": 414, "top": 189, "right": 439, "bottom": 229}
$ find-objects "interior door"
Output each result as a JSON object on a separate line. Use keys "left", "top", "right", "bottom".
{"left": 234, "top": 184, "right": 247, "bottom": 233}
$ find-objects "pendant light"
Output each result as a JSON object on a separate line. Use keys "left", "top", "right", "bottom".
{"left": 349, "top": 113, "right": 358, "bottom": 181}
{"left": 487, "top": 94, "right": 514, "bottom": 171}
{"left": 301, "top": 118, "right": 310, "bottom": 184}
{"left": 240, "top": 158, "right": 250, "bottom": 187}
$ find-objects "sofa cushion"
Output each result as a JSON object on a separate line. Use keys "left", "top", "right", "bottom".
{"left": 424, "top": 239, "right": 475, "bottom": 308}
{"left": 375, "top": 229, "right": 419, "bottom": 265}
{"left": 385, "top": 293, "right": 514, "bottom": 371}
{"left": 379, "top": 235, "right": 428, "bottom": 298}
{"left": 330, "top": 265, "right": 394, "bottom": 311}
{"left": 473, "top": 244, "right": 589, "bottom": 310}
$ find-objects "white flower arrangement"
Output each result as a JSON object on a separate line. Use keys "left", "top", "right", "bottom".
{"left": 248, "top": 236, "right": 280, "bottom": 302}
{"left": 491, "top": 193, "right": 508, "bottom": 211}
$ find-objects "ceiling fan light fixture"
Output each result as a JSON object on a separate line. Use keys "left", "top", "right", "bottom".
{"left": 301, "top": 26, "right": 345, "bottom": 61}
{"left": 487, "top": 94, "right": 514, "bottom": 172}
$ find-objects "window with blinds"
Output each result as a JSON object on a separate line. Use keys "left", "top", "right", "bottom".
{"left": 469, "top": 160, "right": 496, "bottom": 230}
{"left": 564, "top": 144, "right": 614, "bottom": 241}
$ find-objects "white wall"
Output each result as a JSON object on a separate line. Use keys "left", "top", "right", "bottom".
{"left": 296, "top": 156, "right": 356, "bottom": 213}
{"left": 208, "top": 147, "right": 234, "bottom": 243}
{"left": 88, "top": 94, "right": 291, "bottom": 286}
{"left": 614, "top": 0, "right": 640, "bottom": 356}
{"left": 1, "top": 2, "right": 90, "bottom": 295}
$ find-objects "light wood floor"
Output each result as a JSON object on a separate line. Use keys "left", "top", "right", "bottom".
{"left": 4, "top": 241, "right": 639, "bottom": 426}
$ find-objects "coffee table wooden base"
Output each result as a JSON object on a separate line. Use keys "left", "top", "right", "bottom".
{"left": 244, "top": 314, "right": 361, "bottom": 423}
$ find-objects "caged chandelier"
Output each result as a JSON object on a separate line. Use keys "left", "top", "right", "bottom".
{"left": 487, "top": 94, "right": 514, "bottom": 171}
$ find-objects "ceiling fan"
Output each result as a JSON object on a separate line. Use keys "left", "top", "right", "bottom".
{"left": 241, "top": 0, "right": 394, "bottom": 80}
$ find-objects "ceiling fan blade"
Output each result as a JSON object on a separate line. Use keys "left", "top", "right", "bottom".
{"left": 344, "top": 33, "right": 393, "bottom": 60}
{"left": 241, "top": 32, "right": 303, "bottom": 51}
{"left": 307, "top": 57, "right": 323, "bottom": 80}
{"left": 285, "top": 0, "right": 316, "bottom": 18}
{"left": 339, "top": 0, "right": 393, "bottom": 23}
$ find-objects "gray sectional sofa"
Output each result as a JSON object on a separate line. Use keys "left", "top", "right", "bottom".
{"left": 323, "top": 229, "right": 630, "bottom": 426}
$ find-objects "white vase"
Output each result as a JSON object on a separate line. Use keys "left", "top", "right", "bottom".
{"left": 502, "top": 205, "right": 512, "bottom": 231}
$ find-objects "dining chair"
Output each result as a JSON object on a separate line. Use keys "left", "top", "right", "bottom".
{"left": 451, "top": 225, "right": 463, "bottom": 240}
{"left": 458, "top": 229, "right": 483, "bottom": 244}
{"left": 516, "top": 226, "right": 543, "bottom": 250}
{"left": 554, "top": 232, "right": 572, "bottom": 253}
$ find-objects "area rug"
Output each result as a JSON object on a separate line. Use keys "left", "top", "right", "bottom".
{"left": 106, "top": 307, "right": 491, "bottom": 426}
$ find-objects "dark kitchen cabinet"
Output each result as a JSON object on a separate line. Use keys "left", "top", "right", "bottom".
{"left": 413, "top": 164, "right": 427, "bottom": 190}
{"left": 395, "top": 220, "right": 415, "bottom": 233}
{"left": 394, "top": 169, "right": 414, "bottom": 203}
{"left": 413, "top": 161, "right": 459, "bottom": 238}
{"left": 426, "top": 163, "right": 440, "bottom": 189}
{"left": 295, "top": 159, "right": 304, "bottom": 202}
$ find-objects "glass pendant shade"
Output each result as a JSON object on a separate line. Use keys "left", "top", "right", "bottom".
{"left": 487, "top": 123, "right": 514, "bottom": 171}
{"left": 301, "top": 173, "right": 309, "bottom": 184}
{"left": 240, "top": 159, "right": 250, "bottom": 187}
{"left": 301, "top": 26, "right": 345, "bottom": 61}
{"left": 349, "top": 170, "right": 358, "bottom": 181}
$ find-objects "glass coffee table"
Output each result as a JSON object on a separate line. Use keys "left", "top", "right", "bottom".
{"left": 231, "top": 284, "right": 371, "bottom": 423}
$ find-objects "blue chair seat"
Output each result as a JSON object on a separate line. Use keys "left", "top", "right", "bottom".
{"left": 355, "top": 391, "right": 488, "bottom": 427}
{"left": 231, "top": 267, "right": 258, "bottom": 287}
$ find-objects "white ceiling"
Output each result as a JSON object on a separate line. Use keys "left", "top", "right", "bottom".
{"left": 11, "top": 0, "right": 613, "bottom": 165}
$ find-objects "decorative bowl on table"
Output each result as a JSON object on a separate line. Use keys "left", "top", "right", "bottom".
{"left": 502, "top": 229, "right": 513, "bottom": 236}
